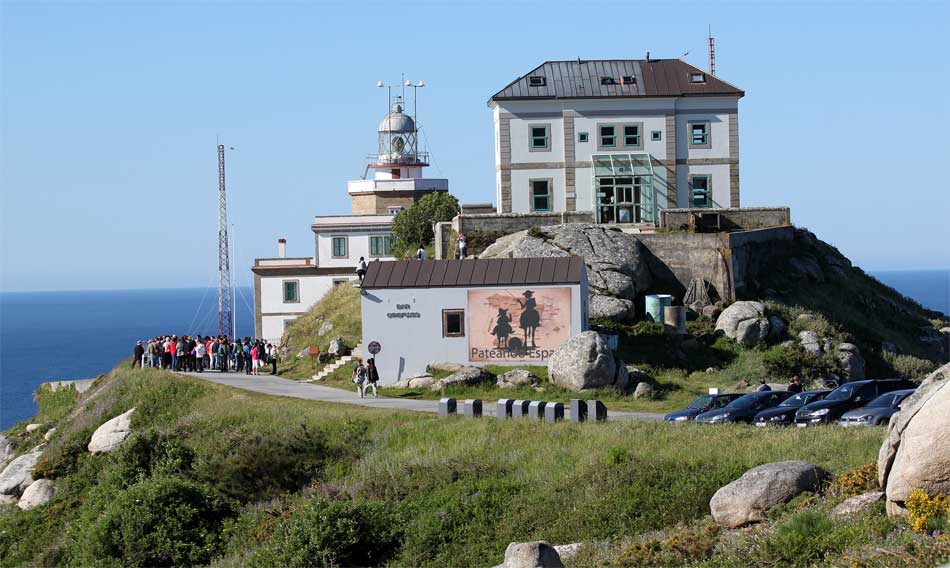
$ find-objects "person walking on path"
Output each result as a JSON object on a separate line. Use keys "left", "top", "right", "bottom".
{"left": 365, "top": 358, "right": 380, "bottom": 398}
{"left": 352, "top": 358, "right": 367, "bottom": 398}
{"left": 356, "top": 257, "right": 368, "bottom": 281}
{"left": 132, "top": 341, "right": 145, "bottom": 369}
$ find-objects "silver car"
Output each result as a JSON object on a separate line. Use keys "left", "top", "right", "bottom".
{"left": 838, "top": 389, "right": 916, "bottom": 426}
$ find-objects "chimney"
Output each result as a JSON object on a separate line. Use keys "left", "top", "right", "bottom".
{"left": 278, "top": 238, "right": 286, "bottom": 258}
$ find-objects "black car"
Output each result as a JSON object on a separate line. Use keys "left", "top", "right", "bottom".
{"left": 753, "top": 390, "right": 831, "bottom": 426}
{"left": 664, "top": 393, "right": 745, "bottom": 422}
{"left": 839, "top": 389, "right": 916, "bottom": 426}
{"left": 695, "top": 391, "right": 793, "bottom": 424}
{"left": 794, "top": 379, "right": 916, "bottom": 426}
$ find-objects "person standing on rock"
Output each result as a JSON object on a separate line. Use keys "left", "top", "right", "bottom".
{"left": 352, "top": 358, "right": 368, "bottom": 398}
{"left": 365, "top": 358, "right": 380, "bottom": 398}
{"left": 457, "top": 233, "right": 468, "bottom": 259}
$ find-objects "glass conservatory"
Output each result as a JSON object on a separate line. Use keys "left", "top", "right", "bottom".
{"left": 591, "top": 153, "right": 658, "bottom": 224}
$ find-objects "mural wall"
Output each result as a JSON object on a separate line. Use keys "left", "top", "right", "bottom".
{"left": 467, "top": 287, "right": 572, "bottom": 363}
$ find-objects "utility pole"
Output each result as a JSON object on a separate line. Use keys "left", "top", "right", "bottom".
{"left": 217, "top": 144, "right": 233, "bottom": 338}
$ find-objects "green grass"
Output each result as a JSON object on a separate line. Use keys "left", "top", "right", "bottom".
{"left": 3, "top": 364, "right": 910, "bottom": 568}
{"left": 278, "top": 284, "right": 362, "bottom": 378}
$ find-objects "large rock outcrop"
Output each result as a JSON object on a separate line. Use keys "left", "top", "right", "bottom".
{"left": 88, "top": 408, "right": 136, "bottom": 454}
{"left": 430, "top": 366, "right": 494, "bottom": 391}
{"left": 496, "top": 541, "right": 564, "bottom": 568}
{"left": 878, "top": 362, "right": 950, "bottom": 516}
{"left": 480, "top": 224, "right": 651, "bottom": 321}
{"left": 715, "top": 301, "right": 771, "bottom": 346}
{"left": 0, "top": 447, "right": 44, "bottom": 496}
{"left": 710, "top": 461, "right": 829, "bottom": 528}
{"left": 835, "top": 343, "right": 866, "bottom": 381}
{"left": 0, "top": 436, "right": 13, "bottom": 471}
{"left": 549, "top": 331, "right": 628, "bottom": 391}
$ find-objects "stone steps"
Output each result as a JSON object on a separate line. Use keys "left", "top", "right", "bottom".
{"left": 305, "top": 343, "right": 363, "bottom": 382}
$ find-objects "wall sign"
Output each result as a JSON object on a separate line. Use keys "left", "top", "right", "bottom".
{"left": 387, "top": 303, "right": 420, "bottom": 319}
{"left": 468, "top": 288, "right": 571, "bottom": 362}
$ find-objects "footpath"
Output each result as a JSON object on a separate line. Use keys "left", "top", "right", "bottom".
{"left": 185, "top": 372, "right": 664, "bottom": 422}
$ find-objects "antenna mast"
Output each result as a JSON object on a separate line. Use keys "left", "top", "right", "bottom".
{"left": 708, "top": 25, "right": 716, "bottom": 75}
{"left": 216, "top": 144, "right": 233, "bottom": 338}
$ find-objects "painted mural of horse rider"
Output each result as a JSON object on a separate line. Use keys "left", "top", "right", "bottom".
{"left": 491, "top": 308, "right": 513, "bottom": 348}
{"left": 517, "top": 290, "right": 541, "bottom": 349}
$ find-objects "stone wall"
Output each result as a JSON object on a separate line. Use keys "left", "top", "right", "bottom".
{"left": 453, "top": 211, "right": 594, "bottom": 235}
{"left": 632, "top": 226, "right": 795, "bottom": 303}
{"left": 659, "top": 207, "right": 791, "bottom": 231}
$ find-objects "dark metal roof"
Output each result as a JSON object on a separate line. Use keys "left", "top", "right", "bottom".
{"left": 490, "top": 59, "right": 744, "bottom": 103}
{"left": 361, "top": 257, "right": 585, "bottom": 289}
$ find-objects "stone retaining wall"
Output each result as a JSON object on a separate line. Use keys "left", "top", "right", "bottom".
{"left": 454, "top": 211, "right": 594, "bottom": 235}
{"left": 659, "top": 207, "right": 791, "bottom": 231}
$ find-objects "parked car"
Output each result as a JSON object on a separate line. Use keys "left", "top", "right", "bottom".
{"left": 695, "top": 391, "right": 793, "bottom": 424}
{"left": 664, "top": 393, "right": 745, "bottom": 422}
{"left": 753, "top": 390, "right": 831, "bottom": 426}
{"left": 839, "top": 389, "right": 916, "bottom": 426}
{"left": 794, "top": 379, "right": 916, "bottom": 426}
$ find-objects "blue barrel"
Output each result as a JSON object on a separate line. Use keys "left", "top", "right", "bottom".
{"left": 645, "top": 294, "right": 673, "bottom": 322}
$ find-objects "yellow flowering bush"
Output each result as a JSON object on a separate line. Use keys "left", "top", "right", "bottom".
{"left": 906, "top": 489, "right": 950, "bottom": 533}
{"left": 830, "top": 463, "right": 878, "bottom": 496}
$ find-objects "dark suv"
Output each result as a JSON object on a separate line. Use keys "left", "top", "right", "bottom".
{"left": 664, "top": 393, "right": 745, "bottom": 422}
{"left": 794, "top": 379, "right": 916, "bottom": 426}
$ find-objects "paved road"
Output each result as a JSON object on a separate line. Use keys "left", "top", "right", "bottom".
{"left": 185, "top": 372, "right": 665, "bottom": 422}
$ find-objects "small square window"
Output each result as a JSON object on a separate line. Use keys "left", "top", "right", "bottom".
{"left": 443, "top": 309, "right": 465, "bottom": 337}
{"left": 651, "top": 130, "right": 662, "bottom": 141}
{"left": 370, "top": 235, "right": 392, "bottom": 256}
{"left": 620, "top": 75, "right": 635, "bottom": 85}
{"left": 598, "top": 125, "right": 616, "bottom": 147}
{"left": 623, "top": 124, "right": 641, "bottom": 147}
{"left": 530, "top": 179, "right": 551, "bottom": 212}
{"left": 689, "top": 122, "right": 710, "bottom": 147}
{"left": 388, "top": 206, "right": 403, "bottom": 215}
{"left": 689, "top": 72, "right": 705, "bottom": 83}
{"left": 600, "top": 76, "right": 616, "bottom": 85}
{"left": 282, "top": 280, "right": 299, "bottom": 303}
{"left": 578, "top": 132, "right": 589, "bottom": 143}
{"left": 528, "top": 76, "right": 546, "bottom": 87}
{"left": 529, "top": 124, "right": 549, "bottom": 150}
{"left": 331, "top": 236, "right": 347, "bottom": 258}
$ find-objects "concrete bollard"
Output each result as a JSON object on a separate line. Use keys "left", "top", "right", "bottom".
{"left": 463, "top": 399, "right": 483, "bottom": 418}
{"left": 544, "top": 402, "right": 564, "bottom": 423}
{"left": 569, "top": 399, "right": 587, "bottom": 422}
{"left": 527, "top": 400, "right": 547, "bottom": 420}
{"left": 512, "top": 399, "right": 530, "bottom": 419}
{"left": 588, "top": 399, "right": 608, "bottom": 421}
{"left": 496, "top": 398, "right": 514, "bottom": 420}
{"left": 438, "top": 397, "right": 457, "bottom": 418}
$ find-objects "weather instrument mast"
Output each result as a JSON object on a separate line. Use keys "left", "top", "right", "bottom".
{"left": 217, "top": 144, "right": 233, "bottom": 338}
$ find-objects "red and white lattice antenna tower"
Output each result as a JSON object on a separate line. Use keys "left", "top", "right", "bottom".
{"left": 708, "top": 25, "right": 716, "bottom": 75}
{"left": 216, "top": 144, "right": 233, "bottom": 338}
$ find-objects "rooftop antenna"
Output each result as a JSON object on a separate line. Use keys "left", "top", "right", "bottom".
{"left": 216, "top": 143, "right": 233, "bottom": 338}
{"left": 708, "top": 25, "right": 716, "bottom": 75}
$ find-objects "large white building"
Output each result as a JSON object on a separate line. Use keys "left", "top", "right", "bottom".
{"left": 253, "top": 97, "right": 448, "bottom": 341}
{"left": 488, "top": 58, "right": 744, "bottom": 224}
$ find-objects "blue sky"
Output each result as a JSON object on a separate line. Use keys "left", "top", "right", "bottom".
{"left": 2, "top": 0, "right": 947, "bottom": 292}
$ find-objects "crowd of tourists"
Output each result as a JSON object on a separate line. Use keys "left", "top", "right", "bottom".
{"left": 132, "top": 336, "right": 280, "bottom": 375}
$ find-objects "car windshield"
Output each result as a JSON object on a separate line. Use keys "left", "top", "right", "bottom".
{"left": 825, "top": 384, "right": 856, "bottom": 401}
{"left": 779, "top": 393, "right": 809, "bottom": 407}
{"left": 726, "top": 394, "right": 762, "bottom": 409}
{"left": 687, "top": 395, "right": 715, "bottom": 410}
{"left": 865, "top": 393, "right": 899, "bottom": 408}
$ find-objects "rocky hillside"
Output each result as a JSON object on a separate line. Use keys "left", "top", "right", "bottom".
{"left": 277, "top": 283, "right": 362, "bottom": 377}
{"left": 480, "top": 224, "right": 948, "bottom": 378}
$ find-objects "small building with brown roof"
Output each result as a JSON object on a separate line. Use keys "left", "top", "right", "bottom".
{"left": 489, "top": 58, "right": 744, "bottom": 222}
{"left": 360, "top": 257, "right": 589, "bottom": 383}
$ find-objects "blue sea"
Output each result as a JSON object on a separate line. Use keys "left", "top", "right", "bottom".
{"left": 1, "top": 288, "right": 254, "bottom": 429}
{"left": 1, "top": 272, "right": 947, "bottom": 430}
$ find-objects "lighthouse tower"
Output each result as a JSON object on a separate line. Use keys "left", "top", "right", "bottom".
{"left": 347, "top": 97, "right": 449, "bottom": 215}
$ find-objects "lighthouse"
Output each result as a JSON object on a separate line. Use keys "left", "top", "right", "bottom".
{"left": 348, "top": 97, "right": 448, "bottom": 215}
{"left": 252, "top": 84, "right": 449, "bottom": 342}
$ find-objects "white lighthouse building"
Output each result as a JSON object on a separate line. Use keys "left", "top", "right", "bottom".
{"left": 253, "top": 91, "right": 449, "bottom": 342}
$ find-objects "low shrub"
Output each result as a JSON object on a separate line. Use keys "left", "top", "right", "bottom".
{"left": 77, "top": 476, "right": 232, "bottom": 567}
{"left": 906, "top": 489, "right": 950, "bottom": 534}
{"left": 883, "top": 352, "right": 938, "bottom": 380}
{"left": 617, "top": 523, "right": 720, "bottom": 567}
{"left": 760, "top": 510, "right": 840, "bottom": 566}
{"left": 245, "top": 498, "right": 403, "bottom": 568}
{"left": 830, "top": 462, "right": 879, "bottom": 496}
